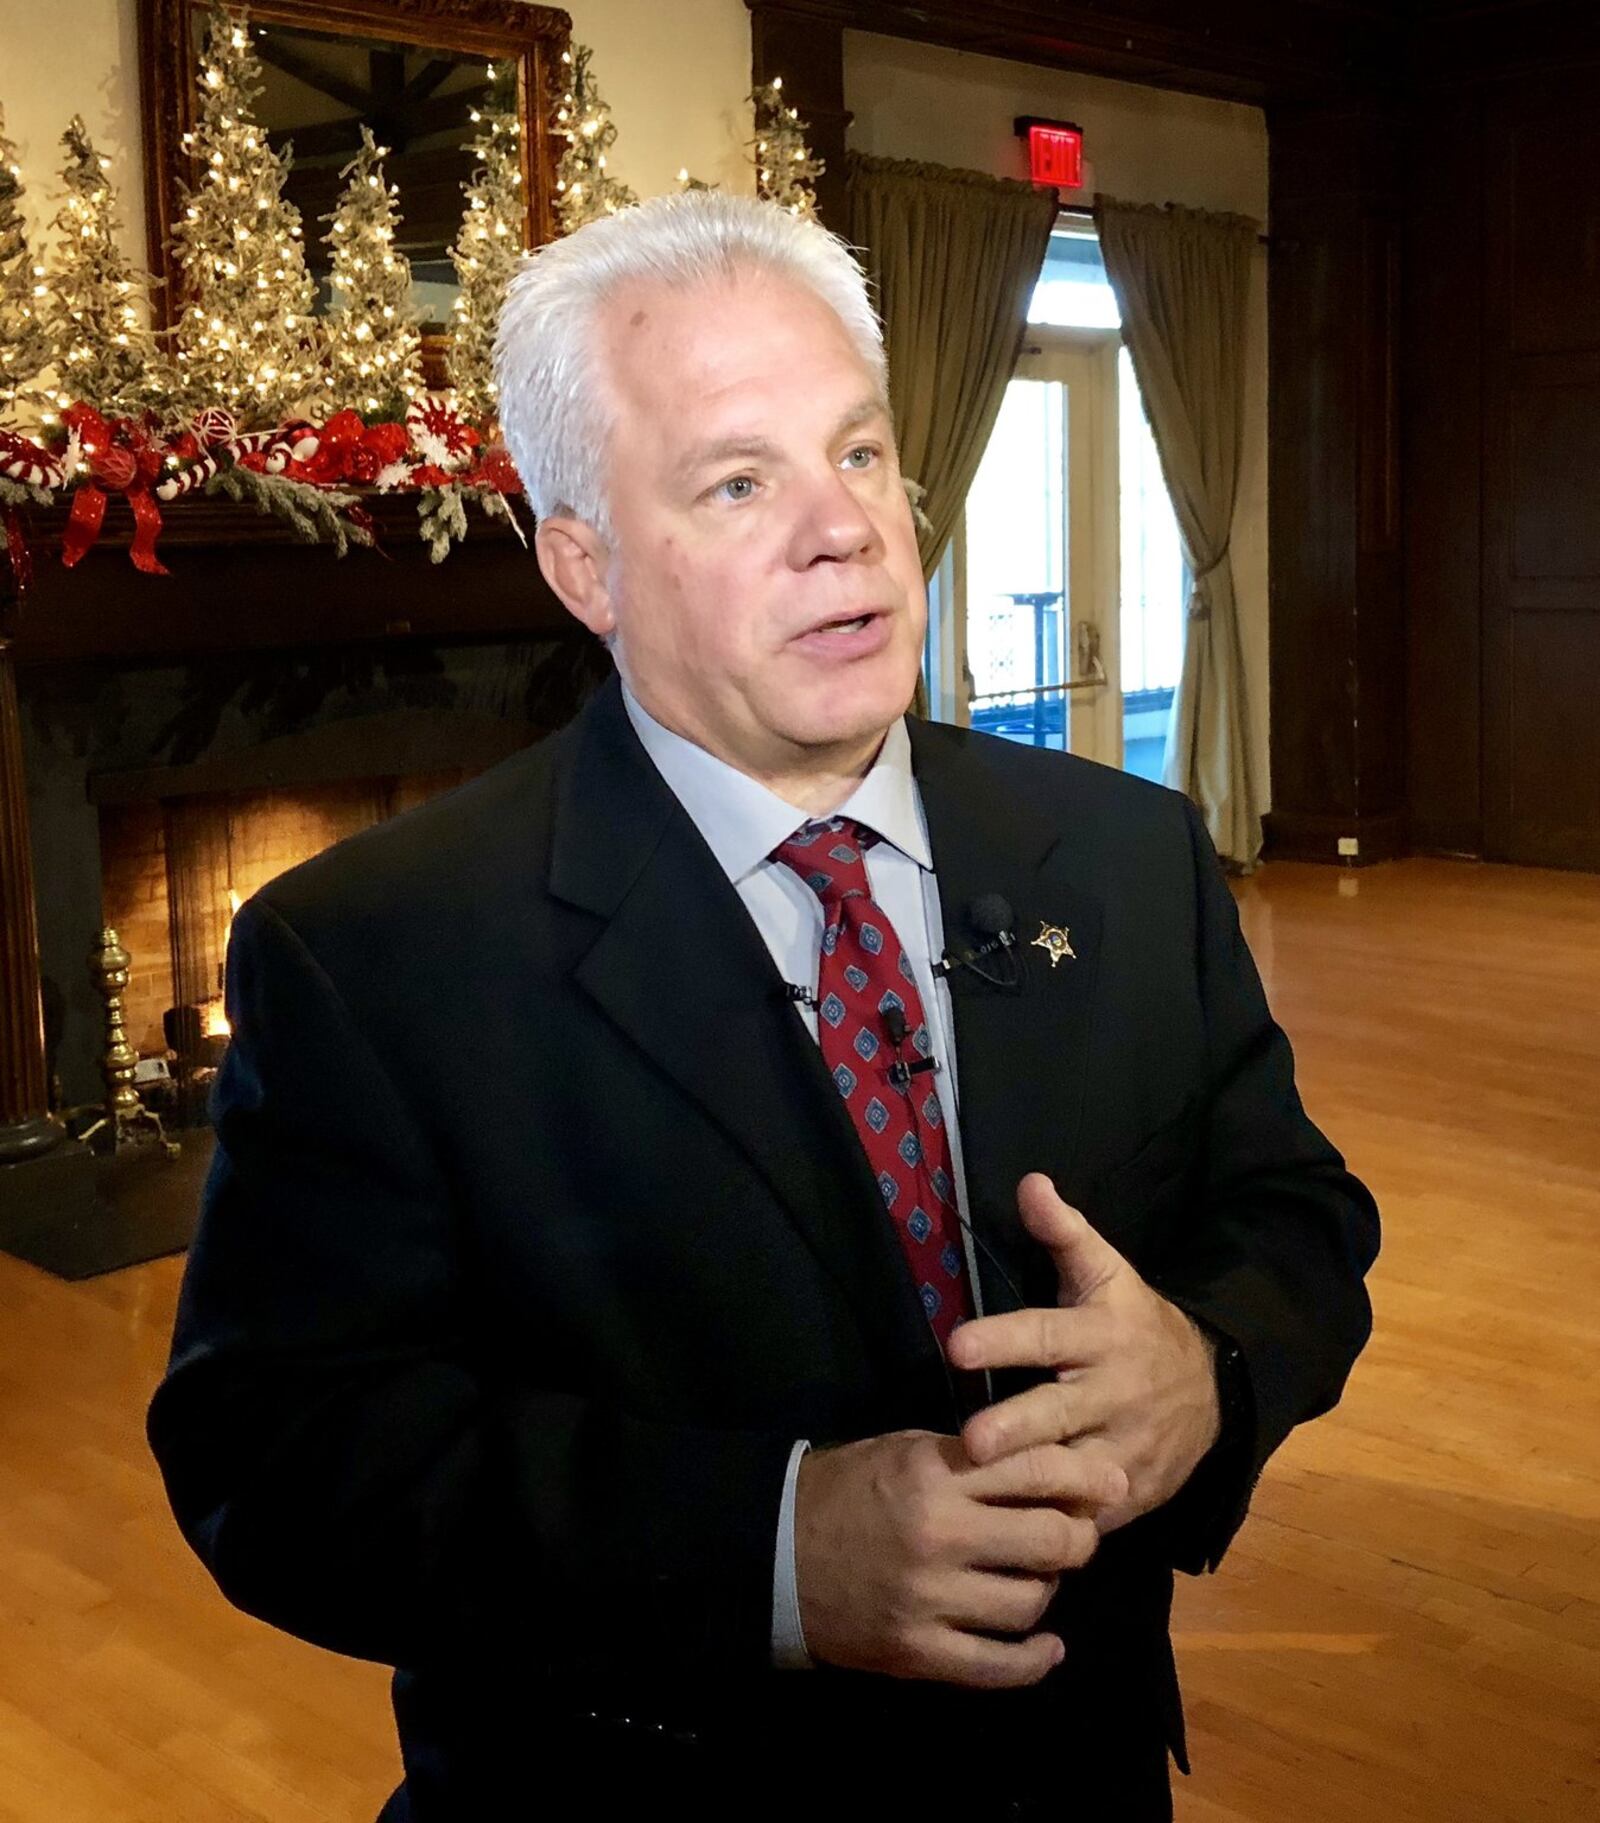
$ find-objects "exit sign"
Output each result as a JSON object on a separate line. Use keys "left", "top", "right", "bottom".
{"left": 1015, "top": 117, "right": 1084, "bottom": 189}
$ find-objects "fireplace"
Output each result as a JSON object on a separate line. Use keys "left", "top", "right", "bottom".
{"left": 1, "top": 492, "right": 603, "bottom": 1276}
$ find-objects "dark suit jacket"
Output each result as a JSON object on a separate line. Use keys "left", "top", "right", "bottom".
{"left": 148, "top": 674, "right": 1379, "bottom": 1818}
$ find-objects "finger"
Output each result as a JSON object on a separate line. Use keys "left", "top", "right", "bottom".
{"left": 965, "top": 1502, "right": 1104, "bottom": 1576}
{"left": 960, "top": 1380, "right": 1113, "bottom": 1467}
{"left": 923, "top": 1626, "right": 1065, "bottom": 1691}
{"left": 939, "top": 1568, "right": 1060, "bottom": 1635}
{"left": 945, "top": 1305, "right": 1110, "bottom": 1374}
{"left": 1017, "top": 1172, "right": 1125, "bottom": 1302}
{"left": 962, "top": 1441, "right": 1128, "bottom": 1511}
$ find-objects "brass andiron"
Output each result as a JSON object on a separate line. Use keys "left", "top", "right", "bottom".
{"left": 69, "top": 928, "right": 180, "bottom": 1160}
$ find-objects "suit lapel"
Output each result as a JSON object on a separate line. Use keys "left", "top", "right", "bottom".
{"left": 907, "top": 717, "right": 1105, "bottom": 1317}
{"left": 548, "top": 679, "right": 937, "bottom": 1376}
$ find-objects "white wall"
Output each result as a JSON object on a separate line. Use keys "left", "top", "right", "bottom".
{"left": 845, "top": 32, "right": 1272, "bottom": 810}
{"left": 563, "top": 0, "right": 753, "bottom": 200}
{"left": 0, "top": 1, "right": 150, "bottom": 275}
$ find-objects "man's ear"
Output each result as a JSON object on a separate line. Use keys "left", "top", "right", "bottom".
{"left": 535, "top": 514, "right": 615, "bottom": 640}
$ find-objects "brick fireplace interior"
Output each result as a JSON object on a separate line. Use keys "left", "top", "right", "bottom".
{"left": 99, "top": 769, "right": 478, "bottom": 1109}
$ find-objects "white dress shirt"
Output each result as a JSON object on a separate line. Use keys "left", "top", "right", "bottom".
{"left": 620, "top": 684, "right": 985, "bottom": 1671}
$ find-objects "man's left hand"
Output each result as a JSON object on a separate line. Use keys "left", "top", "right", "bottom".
{"left": 944, "top": 1172, "right": 1222, "bottom": 1536}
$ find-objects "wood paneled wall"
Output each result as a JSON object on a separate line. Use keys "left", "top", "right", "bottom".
{"left": 1265, "top": 101, "right": 1407, "bottom": 864}
{"left": 1405, "top": 30, "right": 1600, "bottom": 868}
{"left": 1403, "top": 84, "right": 1485, "bottom": 858}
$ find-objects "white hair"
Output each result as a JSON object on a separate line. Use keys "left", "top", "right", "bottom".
{"left": 491, "top": 190, "right": 888, "bottom": 540}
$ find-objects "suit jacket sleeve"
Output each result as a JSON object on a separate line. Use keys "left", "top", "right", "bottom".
{"left": 147, "top": 894, "right": 796, "bottom": 1677}
{"left": 1140, "top": 798, "right": 1381, "bottom": 1576}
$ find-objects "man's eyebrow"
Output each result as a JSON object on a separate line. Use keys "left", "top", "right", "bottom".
{"left": 674, "top": 395, "right": 892, "bottom": 482}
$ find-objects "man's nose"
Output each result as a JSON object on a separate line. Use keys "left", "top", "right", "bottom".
{"left": 788, "top": 465, "right": 881, "bottom": 567}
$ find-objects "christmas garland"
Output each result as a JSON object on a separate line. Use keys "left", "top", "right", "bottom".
{"left": 0, "top": 389, "right": 526, "bottom": 592}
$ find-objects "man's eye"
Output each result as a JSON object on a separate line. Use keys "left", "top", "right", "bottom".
{"left": 843, "top": 445, "right": 879, "bottom": 470}
{"left": 714, "top": 475, "right": 758, "bottom": 502}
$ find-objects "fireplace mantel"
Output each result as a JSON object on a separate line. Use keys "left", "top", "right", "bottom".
{"left": 4, "top": 492, "right": 569, "bottom": 666}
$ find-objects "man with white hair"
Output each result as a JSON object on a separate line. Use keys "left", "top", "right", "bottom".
{"left": 150, "top": 191, "right": 1378, "bottom": 1820}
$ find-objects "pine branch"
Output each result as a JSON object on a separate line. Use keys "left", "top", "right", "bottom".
{"left": 418, "top": 483, "right": 469, "bottom": 563}
{"left": 204, "top": 462, "right": 373, "bottom": 557}
{"left": 0, "top": 475, "right": 53, "bottom": 511}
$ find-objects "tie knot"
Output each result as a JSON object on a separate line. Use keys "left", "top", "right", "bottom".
{"left": 771, "top": 817, "right": 875, "bottom": 911}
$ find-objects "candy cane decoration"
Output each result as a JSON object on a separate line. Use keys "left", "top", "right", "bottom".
{"left": 0, "top": 429, "right": 67, "bottom": 491}
{"left": 229, "top": 425, "right": 320, "bottom": 473}
{"left": 154, "top": 449, "right": 220, "bottom": 503}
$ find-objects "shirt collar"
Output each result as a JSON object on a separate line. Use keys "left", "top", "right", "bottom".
{"left": 620, "top": 682, "right": 933, "bottom": 886}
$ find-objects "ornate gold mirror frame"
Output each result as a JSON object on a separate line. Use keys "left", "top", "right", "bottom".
{"left": 136, "top": 0, "right": 571, "bottom": 385}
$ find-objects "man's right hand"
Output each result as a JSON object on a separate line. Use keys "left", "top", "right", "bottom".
{"left": 793, "top": 1430, "right": 1129, "bottom": 1688}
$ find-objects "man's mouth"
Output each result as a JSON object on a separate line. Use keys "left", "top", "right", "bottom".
{"left": 802, "top": 608, "right": 883, "bottom": 637}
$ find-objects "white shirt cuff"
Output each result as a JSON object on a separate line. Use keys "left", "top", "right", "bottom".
{"left": 770, "top": 1438, "right": 814, "bottom": 1670}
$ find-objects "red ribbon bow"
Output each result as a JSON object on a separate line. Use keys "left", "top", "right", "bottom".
{"left": 59, "top": 403, "right": 169, "bottom": 576}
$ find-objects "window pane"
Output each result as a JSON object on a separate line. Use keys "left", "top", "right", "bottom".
{"left": 964, "top": 378, "right": 1068, "bottom": 749}
{"left": 1029, "top": 226, "right": 1121, "bottom": 329}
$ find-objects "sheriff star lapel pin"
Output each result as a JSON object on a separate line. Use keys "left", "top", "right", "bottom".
{"left": 1031, "top": 920, "right": 1077, "bottom": 968}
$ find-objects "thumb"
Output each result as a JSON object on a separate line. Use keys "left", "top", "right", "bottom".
{"left": 1017, "top": 1172, "right": 1123, "bottom": 1303}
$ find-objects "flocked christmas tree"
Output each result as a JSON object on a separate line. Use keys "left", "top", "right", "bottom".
{"left": 750, "top": 77, "right": 823, "bottom": 219}
{"left": 448, "top": 61, "right": 523, "bottom": 423}
{"left": 36, "top": 115, "right": 169, "bottom": 424}
{"left": 552, "top": 45, "right": 637, "bottom": 232}
{"left": 0, "top": 103, "right": 52, "bottom": 424}
{"left": 168, "top": 3, "right": 321, "bottom": 425}
{"left": 320, "top": 125, "right": 423, "bottom": 415}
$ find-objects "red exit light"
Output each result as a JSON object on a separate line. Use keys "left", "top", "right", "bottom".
{"left": 1016, "top": 117, "right": 1084, "bottom": 189}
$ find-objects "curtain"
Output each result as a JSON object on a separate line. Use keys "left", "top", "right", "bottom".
{"left": 846, "top": 153, "right": 1058, "bottom": 582}
{"left": 1097, "top": 196, "right": 1261, "bottom": 869}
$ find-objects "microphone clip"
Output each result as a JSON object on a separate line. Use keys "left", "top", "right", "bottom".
{"left": 934, "top": 934, "right": 1022, "bottom": 992}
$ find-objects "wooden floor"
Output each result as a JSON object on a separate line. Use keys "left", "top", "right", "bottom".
{"left": 1, "top": 856, "right": 1596, "bottom": 1821}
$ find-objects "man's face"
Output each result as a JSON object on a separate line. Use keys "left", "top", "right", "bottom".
{"left": 572, "top": 266, "right": 927, "bottom": 782}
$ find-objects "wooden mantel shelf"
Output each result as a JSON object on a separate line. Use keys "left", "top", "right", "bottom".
{"left": 2, "top": 491, "right": 571, "bottom": 666}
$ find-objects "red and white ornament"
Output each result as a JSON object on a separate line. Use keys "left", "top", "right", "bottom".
{"left": 190, "top": 407, "right": 239, "bottom": 448}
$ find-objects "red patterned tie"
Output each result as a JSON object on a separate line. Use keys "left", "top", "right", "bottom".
{"left": 772, "top": 817, "right": 974, "bottom": 1350}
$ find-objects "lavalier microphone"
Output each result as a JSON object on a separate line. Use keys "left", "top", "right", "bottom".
{"left": 934, "top": 894, "right": 1021, "bottom": 989}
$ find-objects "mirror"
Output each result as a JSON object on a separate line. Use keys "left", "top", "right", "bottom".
{"left": 139, "top": 0, "right": 569, "bottom": 379}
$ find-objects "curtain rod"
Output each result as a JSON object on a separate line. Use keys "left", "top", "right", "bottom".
{"left": 1057, "top": 202, "right": 1271, "bottom": 248}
